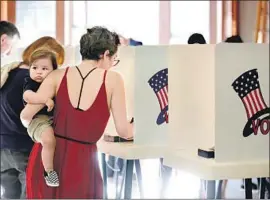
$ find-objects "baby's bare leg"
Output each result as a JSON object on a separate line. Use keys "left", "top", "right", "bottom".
{"left": 40, "top": 126, "right": 56, "bottom": 172}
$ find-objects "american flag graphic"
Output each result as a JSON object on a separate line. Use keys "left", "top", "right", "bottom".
{"left": 148, "top": 68, "right": 168, "bottom": 125}
{"left": 232, "top": 69, "right": 268, "bottom": 119}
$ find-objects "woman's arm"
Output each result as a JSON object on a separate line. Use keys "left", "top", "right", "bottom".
{"left": 20, "top": 71, "right": 57, "bottom": 127}
{"left": 23, "top": 90, "right": 52, "bottom": 105}
{"left": 110, "top": 72, "right": 133, "bottom": 139}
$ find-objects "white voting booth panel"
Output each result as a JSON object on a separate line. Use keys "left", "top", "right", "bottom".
{"left": 104, "top": 46, "right": 135, "bottom": 136}
{"left": 104, "top": 46, "right": 169, "bottom": 147}
{"left": 169, "top": 44, "right": 269, "bottom": 163}
{"left": 134, "top": 46, "right": 168, "bottom": 146}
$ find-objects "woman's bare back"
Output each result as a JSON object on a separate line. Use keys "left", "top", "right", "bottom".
{"left": 54, "top": 66, "right": 113, "bottom": 112}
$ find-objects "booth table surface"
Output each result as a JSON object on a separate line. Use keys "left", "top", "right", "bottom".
{"left": 163, "top": 149, "right": 269, "bottom": 180}
{"left": 97, "top": 140, "right": 167, "bottom": 160}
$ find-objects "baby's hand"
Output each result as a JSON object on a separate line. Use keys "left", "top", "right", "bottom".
{"left": 45, "top": 99, "right": 54, "bottom": 112}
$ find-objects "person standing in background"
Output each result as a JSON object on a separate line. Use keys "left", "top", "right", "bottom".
{"left": 224, "top": 35, "right": 243, "bottom": 43}
{"left": 118, "top": 34, "right": 143, "bottom": 46}
{"left": 0, "top": 21, "right": 22, "bottom": 199}
{"left": 187, "top": 33, "right": 206, "bottom": 44}
{"left": 0, "top": 21, "right": 20, "bottom": 58}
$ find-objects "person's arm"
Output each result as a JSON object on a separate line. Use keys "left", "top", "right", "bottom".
{"left": 110, "top": 72, "right": 133, "bottom": 139}
{"left": 23, "top": 90, "right": 52, "bottom": 105}
{"left": 20, "top": 71, "right": 58, "bottom": 127}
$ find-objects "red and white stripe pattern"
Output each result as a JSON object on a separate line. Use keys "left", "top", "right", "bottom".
{"left": 242, "top": 88, "right": 267, "bottom": 118}
{"left": 232, "top": 69, "right": 268, "bottom": 119}
{"left": 148, "top": 68, "right": 169, "bottom": 123}
{"left": 156, "top": 85, "right": 169, "bottom": 122}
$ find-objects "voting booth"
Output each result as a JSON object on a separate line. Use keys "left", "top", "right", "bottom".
{"left": 104, "top": 46, "right": 169, "bottom": 146}
{"left": 105, "top": 44, "right": 269, "bottom": 164}
{"left": 4, "top": 44, "right": 269, "bottom": 164}
{"left": 134, "top": 46, "right": 169, "bottom": 146}
{"left": 168, "top": 44, "right": 269, "bottom": 163}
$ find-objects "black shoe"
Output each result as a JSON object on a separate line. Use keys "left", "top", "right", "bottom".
{"left": 44, "top": 170, "right": 59, "bottom": 187}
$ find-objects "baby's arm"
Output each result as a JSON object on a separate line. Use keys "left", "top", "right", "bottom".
{"left": 21, "top": 71, "right": 58, "bottom": 128}
{"left": 23, "top": 89, "right": 52, "bottom": 105}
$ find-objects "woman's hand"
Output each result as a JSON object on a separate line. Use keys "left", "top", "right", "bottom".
{"left": 125, "top": 136, "right": 133, "bottom": 141}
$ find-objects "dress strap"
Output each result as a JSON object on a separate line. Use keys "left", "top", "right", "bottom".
{"left": 103, "top": 70, "right": 107, "bottom": 83}
{"left": 64, "top": 67, "right": 69, "bottom": 77}
{"left": 75, "top": 66, "right": 97, "bottom": 111}
{"left": 75, "top": 66, "right": 97, "bottom": 81}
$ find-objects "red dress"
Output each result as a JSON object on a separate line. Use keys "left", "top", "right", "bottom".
{"left": 26, "top": 67, "right": 110, "bottom": 199}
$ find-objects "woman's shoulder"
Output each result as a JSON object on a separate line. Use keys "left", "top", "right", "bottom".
{"left": 106, "top": 70, "right": 123, "bottom": 81}
{"left": 51, "top": 67, "right": 68, "bottom": 76}
{"left": 104, "top": 70, "right": 124, "bottom": 88}
{"left": 46, "top": 67, "right": 67, "bottom": 82}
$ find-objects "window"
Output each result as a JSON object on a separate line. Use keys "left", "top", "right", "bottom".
{"left": 16, "top": 1, "right": 56, "bottom": 48}
{"left": 71, "top": 1, "right": 159, "bottom": 45}
{"left": 216, "top": 1, "right": 223, "bottom": 43}
{"left": 224, "top": 1, "right": 232, "bottom": 39}
{"left": 170, "top": 1, "right": 210, "bottom": 44}
{"left": 70, "top": 1, "right": 87, "bottom": 46}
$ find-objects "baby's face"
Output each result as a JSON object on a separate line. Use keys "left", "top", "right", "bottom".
{"left": 29, "top": 58, "right": 54, "bottom": 83}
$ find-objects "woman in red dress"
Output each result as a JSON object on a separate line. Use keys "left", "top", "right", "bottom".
{"left": 20, "top": 26, "right": 133, "bottom": 199}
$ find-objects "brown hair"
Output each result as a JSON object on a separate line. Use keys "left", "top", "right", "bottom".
{"left": 29, "top": 48, "right": 58, "bottom": 70}
{"left": 22, "top": 36, "right": 64, "bottom": 66}
{"left": 80, "top": 26, "right": 119, "bottom": 60}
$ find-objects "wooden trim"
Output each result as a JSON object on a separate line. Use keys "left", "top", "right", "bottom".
{"left": 159, "top": 1, "right": 171, "bottom": 44}
{"left": 209, "top": 1, "right": 217, "bottom": 44}
{"left": 255, "top": 1, "right": 262, "bottom": 42}
{"left": 56, "top": 1, "right": 65, "bottom": 44}
{"left": 232, "top": 0, "right": 239, "bottom": 35}
{"left": 221, "top": 0, "right": 226, "bottom": 41}
{"left": 1, "top": 1, "right": 8, "bottom": 21}
{"left": 236, "top": 0, "right": 240, "bottom": 35}
{"left": 1, "top": 0, "right": 16, "bottom": 23}
{"left": 261, "top": 1, "right": 267, "bottom": 43}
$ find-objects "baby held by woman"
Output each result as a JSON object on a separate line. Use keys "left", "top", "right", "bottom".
{"left": 21, "top": 48, "right": 59, "bottom": 187}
